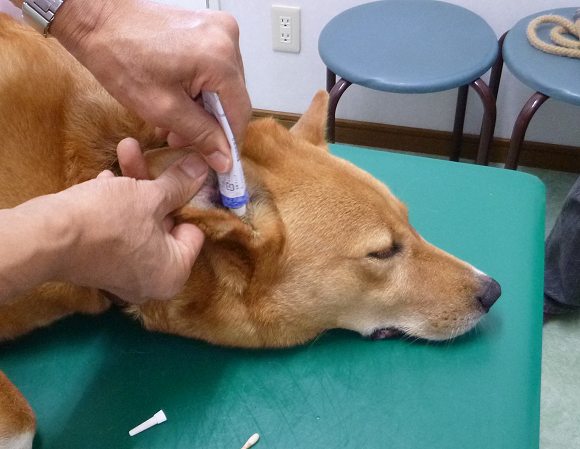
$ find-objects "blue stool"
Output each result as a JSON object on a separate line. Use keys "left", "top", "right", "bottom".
{"left": 319, "top": 0, "right": 499, "bottom": 164}
{"left": 490, "top": 8, "right": 580, "bottom": 169}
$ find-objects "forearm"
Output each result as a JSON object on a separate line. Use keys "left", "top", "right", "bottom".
{"left": 16, "top": 0, "right": 250, "bottom": 174}
{"left": 0, "top": 197, "right": 74, "bottom": 302}
{"left": 0, "top": 152, "right": 207, "bottom": 304}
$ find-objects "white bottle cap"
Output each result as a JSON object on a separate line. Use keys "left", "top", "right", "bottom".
{"left": 232, "top": 204, "right": 247, "bottom": 217}
{"left": 128, "top": 410, "right": 167, "bottom": 437}
{"left": 241, "top": 433, "right": 260, "bottom": 449}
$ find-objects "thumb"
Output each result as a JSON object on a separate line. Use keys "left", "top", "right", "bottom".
{"left": 171, "top": 223, "right": 205, "bottom": 270}
{"left": 163, "top": 90, "right": 232, "bottom": 173}
{"left": 96, "top": 169, "right": 115, "bottom": 179}
{"left": 154, "top": 153, "right": 209, "bottom": 216}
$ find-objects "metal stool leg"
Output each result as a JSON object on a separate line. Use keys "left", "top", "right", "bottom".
{"left": 470, "top": 78, "right": 496, "bottom": 165}
{"left": 327, "top": 77, "right": 352, "bottom": 143}
{"left": 450, "top": 85, "right": 469, "bottom": 162}
{"left": 326, "top": 68, "right": 336, "bottom": 93}
{"left": 489, "top": 32, "right": 507, "bottom": 100}
{"left": 505, "top": 92, "right": 549, "bottom": 170}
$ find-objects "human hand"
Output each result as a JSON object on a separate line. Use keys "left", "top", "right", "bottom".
{"left": 55, "top": 139, "right": 208, "bottom": 303}
{"left": 51, "top": 0, "right": 251, "bottom": 173}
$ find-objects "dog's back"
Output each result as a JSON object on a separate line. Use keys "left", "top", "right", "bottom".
{"left": 0, "top": 15, "right": 71, "bottom": 206}
{"left": 0, "top": 14, "right": 163, "bottom": 209}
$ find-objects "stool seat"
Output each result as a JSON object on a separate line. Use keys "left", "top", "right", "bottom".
{"left": 503, "top": 8, "right": 580, "bottom": 106}
{"left": 318, "top": 0, "right": 498, "bottom": 93}
{"left": 1, "top": 146, "right": 544, "bottom": 449}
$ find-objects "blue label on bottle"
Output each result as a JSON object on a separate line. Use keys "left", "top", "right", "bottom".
{"left": 221, "top": 191, "right": 249, "bottom": 209}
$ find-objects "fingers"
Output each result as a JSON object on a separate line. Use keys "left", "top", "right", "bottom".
{"left": 155, "top": 127, "right": 170, "bottom": 141}
{"left": 171, "top": 222, "right": 205, "bottom": 271}
{"left": 154, "top": 152, "right": 209, "bottom": 216}
{"left": 214, "top": 75, "right": 252, "bottom": 150}
{"left": 205, "top": 13, "right": 251, "bottom": 149}
{"left": 96, "top": 170, "right": 115, "bottom": 179}
{"left": 117, "top": 137, "right": 150, "bottom": 180}
{"left": 113, "top": 222, "right": 204, "bottom": 304}
{"left": 166, "top": 131, "right": 190, "bottom": 149}
{"left": 199, "top": 12, "right": 251, "bottom": 148}
{"left": 163, "top": 85, "right": 250, "bottom": 174}
{"left": 158, "top": 90, "right": 232, "bottom": 173}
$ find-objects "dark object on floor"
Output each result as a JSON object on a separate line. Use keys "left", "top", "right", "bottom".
{"left": 544, "top": 176, "right": 580, "bottom": 322}
{"left": 544, "top": 294, "right": 580, "bottom": 320}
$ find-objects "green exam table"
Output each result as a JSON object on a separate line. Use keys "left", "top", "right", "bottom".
{"left": 0, "top": 145, "right": 545, "bottom": 448}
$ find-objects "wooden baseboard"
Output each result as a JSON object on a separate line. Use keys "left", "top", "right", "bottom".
{"left": 252, "top": 109, "right": 580, "bottom": 173}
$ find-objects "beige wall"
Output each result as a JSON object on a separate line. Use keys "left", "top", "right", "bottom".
{"left": 221, "top": 0, "right": 580, "bottom": 148}
{"left": 3, "top": 0, "right": 578, "bottom": 148}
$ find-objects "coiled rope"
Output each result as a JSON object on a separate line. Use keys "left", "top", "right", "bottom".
{"left": 527, "top": 9, "right": 580, "bottom": 59}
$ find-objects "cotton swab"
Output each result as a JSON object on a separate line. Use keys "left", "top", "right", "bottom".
{"left": 128, "top": 410, "right": 167, "bottom": 436}
{"left": 240, "top": 433, "right": 260, "bottom": 449}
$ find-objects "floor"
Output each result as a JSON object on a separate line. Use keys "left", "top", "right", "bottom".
{"left": 517, "top": 165, "right": 580, "bottom": 449}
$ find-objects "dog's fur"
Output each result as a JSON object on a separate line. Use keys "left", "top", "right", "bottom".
{"left": 0, "top": 15, "right": 499, "bottom": 447}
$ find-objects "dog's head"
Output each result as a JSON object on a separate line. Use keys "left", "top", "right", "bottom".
{"left": 137, "top": 91, "right": 500, "bottom": 348}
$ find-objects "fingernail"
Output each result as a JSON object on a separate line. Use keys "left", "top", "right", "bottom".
{"left": 180, "top": 154, "right": 207, "bottom": 179}
{"left": 206, "top": 151, "right": 231, "bottom": 173}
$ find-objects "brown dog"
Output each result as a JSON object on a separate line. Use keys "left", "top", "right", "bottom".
{"left": 0, "top": 14, "right": 500, "bottom": 448}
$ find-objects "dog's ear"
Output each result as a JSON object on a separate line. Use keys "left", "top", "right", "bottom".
{"left": 143, "top": 144, "right": 286, "bottom": 285}
{"left": 176, "top": 206, "right": 253, "bottom": 247}
{"left": 290, "top": 90, "right": 329, "bottom": 150}
{"left": 175, "top": 180, "right": 285, "bottom": 252}
{"left": 144, "top": 146, "right": 255, "bottom": 243}
{"left": 175, "top": 191, "right": 286, "bottom": 296}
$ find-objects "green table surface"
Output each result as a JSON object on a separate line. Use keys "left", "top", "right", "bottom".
{"left": 0, "top": 145, "right": 545, "bottom": 449}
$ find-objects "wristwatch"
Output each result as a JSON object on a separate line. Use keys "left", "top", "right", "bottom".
{"left": 22, "top": 0, "right": 64, "bottom": 37}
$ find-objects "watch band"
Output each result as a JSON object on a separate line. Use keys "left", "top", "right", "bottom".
{"left": 22, "top": 0, "right": 64, "bottom": 37}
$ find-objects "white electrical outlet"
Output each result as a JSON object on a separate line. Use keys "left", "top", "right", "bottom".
{"left": 271, "top": 5, "right": 300, "bottom": 53}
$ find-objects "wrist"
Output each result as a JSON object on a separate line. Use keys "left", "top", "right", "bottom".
{"left": 50, "top": 0, "right": 117, "bottom": 57}
{"left": 0, "top": 195, "right": 79, "bottom": 299}
{"left": 24, "top": 195, "right": 79, "bottom": 282}
{"left": 41, "top": 196, "right": 83, "bottom": 283}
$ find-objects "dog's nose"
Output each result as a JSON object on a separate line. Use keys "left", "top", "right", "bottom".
{"left": 477, "top": 277, "right": 502, "bottom": 313}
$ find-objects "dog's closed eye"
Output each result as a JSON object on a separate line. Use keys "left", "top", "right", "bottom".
{"left": 367, "top": 243, "right": 401, "bottom": 260}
